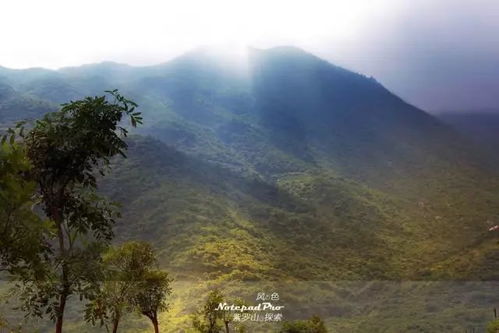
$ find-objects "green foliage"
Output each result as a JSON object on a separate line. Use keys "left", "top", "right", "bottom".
{"left": 86, "top": 241, "right": 172, "bottom": 333}
{"left": 101, "top": 136, "right": 499, "bottom": 283}
{"left": 3, "top": 90, "right": 142, "bottom": 333}
{"left": 191, "top": 289, "right": 248, "bottom": 333}
{"left": 25, "top": 89, "right": 142, "bottom": 190}
{"left": 488, "top": 319, "right": 499, "bottom": 333}
{"left": 0, "top": 139, "right": 46, "bottom": 274}
{"left": 84, "top": 242, "right": 151, "bottom": 332}
{"left": 103, "top": 241, "right": 156, "bottom": 277}
{"left": 134, "top": 270, "right": 172, "bottom": 332}
{"left": 192, "top": 289, "right": 224, "bottom": 333}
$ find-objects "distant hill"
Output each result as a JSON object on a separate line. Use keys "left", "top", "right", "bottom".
{"left": 438, "top": 111, "right": 499, "bottom": 161}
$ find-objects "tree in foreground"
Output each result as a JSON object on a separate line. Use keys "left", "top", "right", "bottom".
{"left": 85, "top": 241, "right": 155, "bottom": 333}
{"left": 219, "top": 298, "right": 247, "bottom": 333}
{"left": 192, "top": 290, "right": 247, "bottom": 333}
{"left": 134, "top": 270, "right": 173, "bottom": 333}
{"left": 0, "top": 132, "right": 46, "bottom": 274}
{"left": 85, "top": 241, "right": 172, "bottom": 333}
{"left": 192, "top": 289, "right": 224, "bottom": 333}
{"left": 2, "top": 90, "right": 142, "bottom": 333}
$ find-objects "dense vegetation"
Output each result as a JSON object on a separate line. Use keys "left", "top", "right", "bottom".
{"left": 1, "top": 46, "right": 498, "bottom": 331}
{"left": 0, "top": 92, "right": 173, "bottom": 333}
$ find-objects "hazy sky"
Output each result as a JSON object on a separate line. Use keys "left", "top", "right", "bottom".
{"left": 1, "top": 0, "right": 498, "bottom": 112}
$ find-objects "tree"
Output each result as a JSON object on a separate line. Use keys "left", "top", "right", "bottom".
{"left": 85, "top": 241, "right": 154, "bottom": 333}
{"left": 85, "top": 241, "right": 172, "bottom": 333}
{"left": 219, "top": 298, "right": 247, "bottom": 333}
{"left": 0, "top": 130, "right": 47, "bottom": 275}
{"left": 6, "top": 90, "right": 142, "bottom": 333}
{"left": 134, "top": 270, "right": 172, "bottom": 333}
{"left": 192, "top": 291, "right": 248, "bottom": 333}
{"left": 279, "top": 315, "right": 328, "bottom": 333}
{"left": 192, "top": 289, "right": 224, "bottom": 333}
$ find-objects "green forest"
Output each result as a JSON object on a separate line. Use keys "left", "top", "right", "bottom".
{"left": 0, "top": 47, "right": 498, "bottom": 332}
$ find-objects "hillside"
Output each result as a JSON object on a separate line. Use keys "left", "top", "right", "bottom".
{"left": 101, "top": 133, "right": 499, "bottom": 281}
{"left": 1, "top": 46, "right": 498, "bottom": 280}
{"left": 0, "top": 81, "right": 54, "bottom": 127}
{"left": 438, "top": 111, "right": 499, "bottom": 163}
{"left": 0, "top": 46, "right": 498, "bottom": 331}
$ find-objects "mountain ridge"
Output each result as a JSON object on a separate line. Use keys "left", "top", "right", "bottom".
{"left": 0, "top": 46, "right": 498, "bottom": 283}
{"left": 1, "top": 45, "right": 499, "bottom": 332}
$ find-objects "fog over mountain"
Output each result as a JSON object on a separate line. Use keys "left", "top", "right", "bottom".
{"left": 2, "top": 0, "right": 499, "bottom": 112}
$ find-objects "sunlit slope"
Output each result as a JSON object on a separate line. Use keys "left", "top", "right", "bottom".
{"left": 102, "top": 136, "right": 408, "bottom": 280}
{"left": 101, "top": 136, "right": 499, "bottom": 280}
{"left": 1, "top": 46, "right": 498, "bottom": 280}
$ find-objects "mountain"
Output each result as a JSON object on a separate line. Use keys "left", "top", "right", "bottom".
{"left": 0, "top": 81, "right": 54, "bottom": 128}
{"left": 1, "top": 46, "right": 498, "bottom": 279}
{"left": 438, "top": 111, "right": 499, "bottom": 161}
{"left": 1, "top": 46, "right": 498, "bottom": 331}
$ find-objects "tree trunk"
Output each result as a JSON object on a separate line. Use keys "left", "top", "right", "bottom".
{"left": 148, "top": 313, "right": 159, "bottom": 333}
{"left": 55, "top": 292, "right": 67, "bottom": 333}
{"left": 224, "top": 321, "right": 230, "bottom": 333}
{"left": 112, "top": 316, "right": 120, "bottom": 333}
{"left": 54, "top": 208, "right": 68, "bottom": 333}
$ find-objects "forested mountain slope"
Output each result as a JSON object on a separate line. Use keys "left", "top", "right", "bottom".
{"left": 1, "top": 46, "right": 498, "bottom": 281}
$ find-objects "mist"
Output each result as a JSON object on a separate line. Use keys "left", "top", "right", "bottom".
{"left": 1, "top": 0, "right": 498, "bottom": 112}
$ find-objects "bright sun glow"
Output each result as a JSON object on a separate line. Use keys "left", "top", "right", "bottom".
{"left": 0, "top": 0, "right": 401, "bottom": 69}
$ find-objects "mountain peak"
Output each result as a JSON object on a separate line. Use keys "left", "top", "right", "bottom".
{"left": 262, "top": 45, "right": 312, "bottom": 55}
{"left": 58, "top": 61, "right": 131, "bottom": 76}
